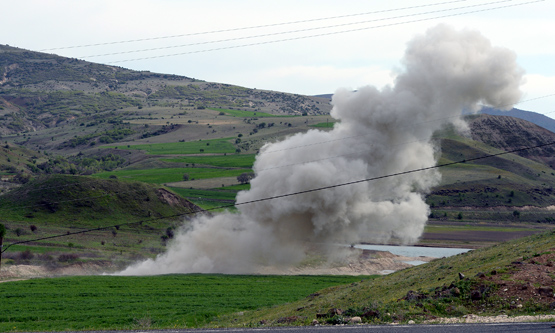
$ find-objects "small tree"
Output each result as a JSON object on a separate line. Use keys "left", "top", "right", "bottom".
{"left": 237, "top": 172, "right": 255, "bottom": 184}
{"left": 183, "top": 173, "right": 190, "bottom": 181}
{"left": 165, "top": 227, "right": 174, "bottom": 239}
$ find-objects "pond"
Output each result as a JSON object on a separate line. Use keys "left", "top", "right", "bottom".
{"left": 354, "top": 244, "right": 472, "bottom": 266}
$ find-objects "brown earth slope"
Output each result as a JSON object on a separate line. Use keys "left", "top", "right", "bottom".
{"left": 470, "top": 114, "right": 555, "bottom": 168}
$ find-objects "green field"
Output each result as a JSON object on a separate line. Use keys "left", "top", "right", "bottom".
{"left": 210, "top": 108, "right": 294, "bottom": 118}
{"left": 161, "top": 154, "right": 256, "bottom": 168}
{"left": 0, "top": 274, "right": 372, "bottom": 332}
{"left": 93, "top": 167, "right": 252, "bottom": 184}
{"left": 109, "top": 138, "right": 237, "bottom": 154}
{"left": 169, "top": 187, "right": 239, "bottom": 201}
{"left": 310, "top": 121, "right": 337, "bottom": 128}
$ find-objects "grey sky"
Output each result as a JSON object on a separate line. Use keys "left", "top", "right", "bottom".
{"left": 2, "top": 0, "right": 554, "bottom": 117}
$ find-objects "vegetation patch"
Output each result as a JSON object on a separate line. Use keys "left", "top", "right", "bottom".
{"left": 160, "top": 154, "right": 256, "bottom": 168}
{"left": 310, "top": 121, "right": 337, "bottom": 128}
{"left": 0, "top": 274, "right": 371, "bottom": 332}
{"left": 0, "top": 174, "right": 196, "bottom": 226}
{"left": 169, "top": 187, "right": 238, "bottom": 201}
{"left": 109, "top": 138, "right": 237, "bottom": 154}
{"left": 93, "top": 167, "right": 252, "bottom": 184}
{"left": 210, "top": 108, "right": 293, "bottom": 118}
{"left": 214, "top": 230, "right": 555, "bottom": 327}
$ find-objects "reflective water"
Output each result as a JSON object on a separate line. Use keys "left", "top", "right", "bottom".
{"left": 354, "top": 244, "right": 472, "bottom": 258}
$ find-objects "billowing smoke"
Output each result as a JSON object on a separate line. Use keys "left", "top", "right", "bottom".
{"left": 119, "top": 24, "right": 523, "bottom": 275}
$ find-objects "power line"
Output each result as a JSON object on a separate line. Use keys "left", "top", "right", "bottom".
{"left": 81, "top": 0, "right": 514, "bottom": 59}
{"left": 235, "top": 140, "right": 555, "bottom": 206}
{"left": 3, "top": 139, "right": 555, "bottom": 253}
{"left": 0, "top": 211, "right": 191, "bottom": 254}
{"left": 39, "top": 0, "right": 469, "bottom": 52}
{"left": 106, "top": 0, "right": 544, "bottom": 64}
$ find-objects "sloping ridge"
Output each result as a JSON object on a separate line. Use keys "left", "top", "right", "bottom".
{"left": 0, "top": 174, "right": 202, "bottom": 224}
{"left": 469, "top": 114, "right": 555, "bottom": 168}
{"left": 480, "top": 107, "right": 555, "bottom": 133}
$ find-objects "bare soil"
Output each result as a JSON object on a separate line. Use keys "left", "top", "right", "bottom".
{"left": 1, "top": 248, "right": 432, "bottom": 281}
{"left": 481, "top": 251, "right": 555, "bottom": 308}
{"left": 0, "top": 261, "right": 119, "bottom": 283}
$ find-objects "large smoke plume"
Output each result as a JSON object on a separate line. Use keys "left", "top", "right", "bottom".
{"left": 119, "top": 24, "right": 523, "bottom": 275}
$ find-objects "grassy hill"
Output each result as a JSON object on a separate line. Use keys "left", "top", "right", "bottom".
{"left": 211, "top": 229, "right": 555, "bottom": 327}
{"left": 426, "top": 116, "right": 555, "bottom": 225}
{"left": 0, "top": 175, "right": 200, "bottom": 264}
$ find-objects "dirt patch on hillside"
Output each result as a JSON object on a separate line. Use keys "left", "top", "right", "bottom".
{"left": 1, "top": 249, "right": 434, "bottom": 280}
{"left": 479, "top": 251, "right": 555, "bottom": 308}
{"left": 257, "top": 248, "right": 435, "bottom": 276}
{"left": 0, "top": 261, "right": 119, "bottom": 283}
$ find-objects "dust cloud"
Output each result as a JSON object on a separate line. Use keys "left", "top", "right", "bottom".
{"left": 118, "top": 24, "right": 523, "bottom": 275}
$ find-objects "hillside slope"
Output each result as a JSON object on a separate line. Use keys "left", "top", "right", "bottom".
{"left": 0, "top": 174, "right": 200, "bottom": 226}
{"left": 214, "top": 230, "right": 555, "bottom": 326}
{"left": 0, "top": 44, "right": 331, "bottom": 137}
{"left": 480, "top": 107, "right": 555, "bottom": 133}
{"left": 469, "top": 114, "right": 555, "bottom": 167}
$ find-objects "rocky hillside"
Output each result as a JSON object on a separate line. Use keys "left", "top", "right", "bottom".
{"left": 0, "top": 44, "right": 331, "bottom": 136}
{"left": 469, "top": 114, "right": 555, "bottom": 168}
{"left": 480, "top": 107, "right": 555, "bottom": 133}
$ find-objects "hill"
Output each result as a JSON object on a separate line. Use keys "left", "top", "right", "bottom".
{"left": 0, "top": 174, "right": 201, "bottom": 263}
{"left": 0, "top": 44, "right": 331, "bottom": 138}
{"left": 425, "top": 116, "right": 555, "bottom": 226}
{"left": 2, "top": 43, "right": 555, "bottom": 260}
{"left": 480, "top": 107, "right": 555, "bottom": 133}
{"left": 0, "top": 174, "right": 199, "bottom": 224}
{"left": 213, "top": 229, "right": 555, "bottom": 326}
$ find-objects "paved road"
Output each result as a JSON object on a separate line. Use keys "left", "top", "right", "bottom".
{"left": 25, "top": 322, "right": 555, "bottom": 333}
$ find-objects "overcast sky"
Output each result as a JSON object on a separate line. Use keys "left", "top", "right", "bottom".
{"left": 2, "top": 0, "right": 554, "bottom": 117}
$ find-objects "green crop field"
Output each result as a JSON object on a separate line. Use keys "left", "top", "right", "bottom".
{"left": 161, "top": 154, "right": 256, "bottom": 168}
{"left": 310, "top": 121, "right": 337, "bottom": 128}
{"left": 184, "top": 199, "right": 236, "bottom": 212}
{"left": 93, "top": 167, "right": 252, "bottom": 184}
{"left": 223, "top": 184, "right": 251, "bottom": 191}
{"left": 210, "top": 108, "right": 294, "bottom": 118}
{"left": 169, "top": 187, "right": 239, "bottom": 201}
{"left": 109, "top": 138, "right": 237, "bottom": 154}
{"left": 0, "top": 274, "right": 373, "bottom": 332}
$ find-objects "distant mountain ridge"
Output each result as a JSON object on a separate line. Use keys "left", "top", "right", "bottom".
{"left": 469, "top": 114, "right": 555, "bottom": 168}
{"left": 315, "top": 91, "right": 555, "bottom": 134}
{"left": 479, "top": 107, "right": 555, "bottom": 133}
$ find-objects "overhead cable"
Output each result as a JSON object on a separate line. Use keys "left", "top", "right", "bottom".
{"left": 81, "top": 0, "right": 514, "bottom": 59}
{"left": 3, "top": 139, "right": 555, "bottom": 253}
{"left": 106, "top": 0, "right": 544, "bottom": 64}
{"left": 39, "top": 0, "right": 469, "bottom": 52}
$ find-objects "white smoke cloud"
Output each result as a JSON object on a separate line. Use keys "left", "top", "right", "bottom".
{"left": 118, "top": 24, "right": 523, "bottom": 275}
